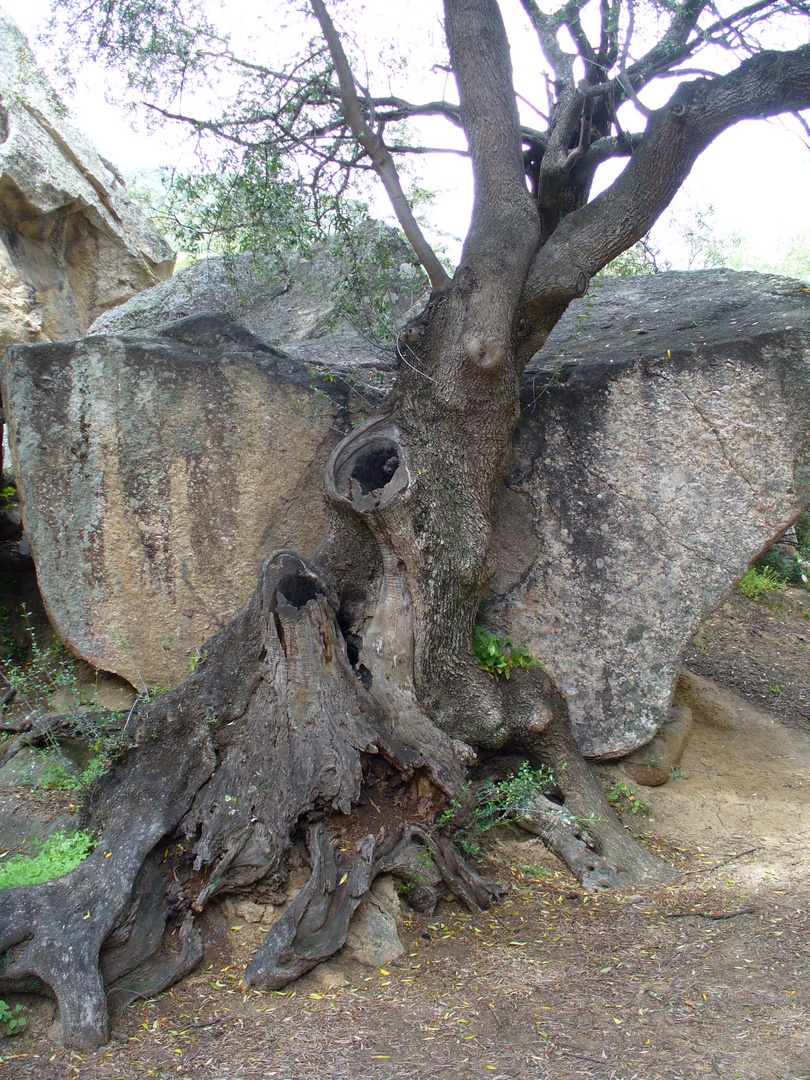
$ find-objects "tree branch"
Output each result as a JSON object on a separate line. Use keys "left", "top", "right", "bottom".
{"left": 627, "top": 0, "right": 782, "bottom": 93}
{"left": 308, "top": 0, "right": 450, "bottom": 292}
{"left": 517, "top": 42, "right": 810, "bottom": 359}
{"left": 519, "top": 0, "right": 576, "bottom": 87}
{"left": 445, "top": 0, "right": 538, "bottom": 261}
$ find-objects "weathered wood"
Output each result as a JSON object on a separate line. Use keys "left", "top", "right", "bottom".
{"left": 243, "top": 825, "right": 382, "bottom": 988}
{"left": 0, "top": 550, "right": 468, "bottom": 1047}
{"left": 518, "top": 712, "right": 676, "bottom": 890}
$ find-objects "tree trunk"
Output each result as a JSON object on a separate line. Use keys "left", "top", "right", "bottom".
{"left": 0, "top": 271, "right": 674, "bottom": 1049}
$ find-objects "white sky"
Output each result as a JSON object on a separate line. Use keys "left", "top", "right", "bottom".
{"left": 4, "top": 0, "right": 810, "bottom": 269}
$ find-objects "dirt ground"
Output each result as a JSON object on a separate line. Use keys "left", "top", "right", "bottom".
{"left": 684, "top": 586, "right": 810, "bottom": 733}
{"left": 1, "top": 587, "right": 809, "bottom": 1080}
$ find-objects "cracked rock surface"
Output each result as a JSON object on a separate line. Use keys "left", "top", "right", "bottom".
{"left": 484, "top": 270, "right": 810, "bottom": 757}
{"left": 3, "top": 270, "right": 808, "bottom": 754}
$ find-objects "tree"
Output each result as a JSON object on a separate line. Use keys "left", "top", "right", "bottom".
{"left": 2, "top": 0, "right": 810, "bottom": 1050}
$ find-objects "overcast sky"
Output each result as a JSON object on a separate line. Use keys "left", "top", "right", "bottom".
{"left": 3, "top": 0, "right": 810, "bottom": 269}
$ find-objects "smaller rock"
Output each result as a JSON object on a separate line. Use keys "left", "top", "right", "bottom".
{"left": 311, "top": 965, "right": 349, "bottom": 990}
{"left": 370, "top": 874, "right": 404, "bottom": 923}
{"left": 48, "top": 687, "right": 81, "bottom": 714}
{"left": 620, "top": 706, "right": 692, "bottom": 787}
{"left": 342, "top": 881, "right": 405, "bottom": 968}
{"left": 86, "top": 673, "right": 137, "bottom": 713}
{"left": 0, "top": 801, "right": 76, "bottom": 851}
{"left": 233, "top": 900, "right": 267, "bottom": 924}
{"left": 0, "top": 745, "right": 86, "bottom": 793}
{"left": 260, "top": 904, "right": 279, "bottom": 926}
{"left": 218, "top": 898, "right": 237, "bottom": 921}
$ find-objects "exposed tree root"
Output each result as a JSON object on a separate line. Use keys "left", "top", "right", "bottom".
{"left": 518, "top": 712, "right": 677, "bottom": 890}
{"left": 242, "top": 824, "right": 384, "bottom": 990}
{"left": 0, "top": 551, "right": 493, "bottom": 1047}
{"left": 0, "top": 704, "right": 214, "bottom": 1049}
{"left": 243, "top": 821, "right": 505, "bottom": 990}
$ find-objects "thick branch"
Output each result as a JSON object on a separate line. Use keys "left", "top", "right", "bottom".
{"left": 444, "top": 0, "right": 539, "bottom": 268}
{"left": 517, "top": 42, "right": 810, "bottom": 359}
{"left": 371, "top": 97, "right": 464, "bottom": 129}
{"left": 520, "top": 0, "right": 576, "bottom": 87}
{"left": 308, "top": 0, "right": 450, "bottom": 291}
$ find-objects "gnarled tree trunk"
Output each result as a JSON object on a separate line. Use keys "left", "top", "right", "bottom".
{"left": 5, "top": 0, "right": 751, "bottom": 1048}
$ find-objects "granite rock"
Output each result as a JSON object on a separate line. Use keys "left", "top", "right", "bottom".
{"left": 485, "top": 270, "right": 810, "bottom": 756}
{"left": 0, "top": 11, "right": 173, "bottom": 352}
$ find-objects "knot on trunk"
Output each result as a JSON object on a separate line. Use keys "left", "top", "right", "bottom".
{"left": 327, "top": 415, "right": 410, "bottom": 513}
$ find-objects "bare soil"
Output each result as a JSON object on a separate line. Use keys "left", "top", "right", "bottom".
{"left": 1, "top": 588, "right": 809, "bottom": 1080}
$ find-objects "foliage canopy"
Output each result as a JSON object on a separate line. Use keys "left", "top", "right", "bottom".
{"left": 46, "top": 0, "right": 810, "bottom": 289}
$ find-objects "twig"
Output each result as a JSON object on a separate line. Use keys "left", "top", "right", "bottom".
{"left": 308, "top": 0, "right": 450, "bottom": 292}
{"left": 558, "top": 1043, "right": 611, "bottom": 1065}
{"left": 395, "top": 339, "right": 436, "bottom": 383}
{"left": 664, "top": 906, "right": 757, "bottom": 921}
{"left": 684, "top": 847, "right": 758, "bottom": 875}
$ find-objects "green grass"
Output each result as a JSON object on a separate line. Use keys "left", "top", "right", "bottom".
{"left": 739, "top": 566, "right": 785, "bottom": 599}
{"left": 0, "top": 830, "right": 96, "bottom": 890}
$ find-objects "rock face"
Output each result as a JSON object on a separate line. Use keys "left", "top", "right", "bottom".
{"left": 2, "top": 269, "right": 809, "bottom": 755}
{"left": 0, "top": 12, "right": 174, "bottom": 351}
{"left": 89, "top": 235, "right": 426, "bottom": 381}
{"left": 484, "top": 270, "right": 810, "bottom": 757}
{"left": 1, "top": 315, "right": 377, "bottom": 688}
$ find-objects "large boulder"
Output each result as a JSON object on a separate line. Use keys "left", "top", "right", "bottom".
{"left": 89, "top": 235, "right": 426, "bottom": 382}
{"left": 484, "top": 270, "right": 810, "bottom": 756}
{"left": 1, "top": 314, "right": 379, "bottom": 689}
{"left": 0, "top": 12, "right": 174, "bottom": 350}
{"left": 2, "top": 269, "right": 808, "bottom": 755}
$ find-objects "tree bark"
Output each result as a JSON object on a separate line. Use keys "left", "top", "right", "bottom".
{"left": 24, "top": 0, "right": 808, "bottom": 1047}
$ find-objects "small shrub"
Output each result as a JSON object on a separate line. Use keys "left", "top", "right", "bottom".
{"left": 400, "top": 763, "right": 558, "bottom": 892}
{"left": 473, "top": 627, "right": 538, "bottom": 680}
{"left": 39, "top": 759, "right": 82, "bottom": 791}
{"left": 473, "top": 761, "right": 556, "bottom": 833}
{"left": 518, "top": 864, "right": 552, "bottom": 879}
{"left": 739, "top": 566, "right": 785, "bottom": 599}
{"left": 38, "top": 754, "right": 111, "bottom": 792}
{"left": 0, "top": 608, "right": 79, "bottom": 711}
{"left": 0, "top": 829, "right": 96, "bottom": 891}
{"left": 607, "top": 780, "right": 648, "bottom": 815}
{"left": 754, "top": 546, "right": 804, "bottom": 585}
{"left": 0, "top": 1000, "right": 25, "bottom": 1036}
